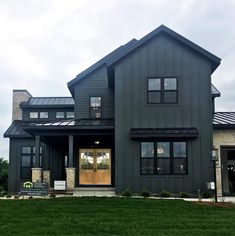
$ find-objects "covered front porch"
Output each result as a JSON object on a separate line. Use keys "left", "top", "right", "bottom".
{"left": 23, "top": 119, "right": 115, "bottom": 192}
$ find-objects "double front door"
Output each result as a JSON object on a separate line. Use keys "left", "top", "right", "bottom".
{"left": 79, "top": 149, "right": 111, "bottom": 185}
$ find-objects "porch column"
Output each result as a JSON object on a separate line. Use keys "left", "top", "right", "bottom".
{"left": 32, "top": 135, "right": 42, "bottom": 183}
{"left": 66, "top": 135, "right": 75, "bottom": 191}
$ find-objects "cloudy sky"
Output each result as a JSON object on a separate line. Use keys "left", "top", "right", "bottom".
{"left": 0, "top": 0, "right": 235, "bottom": 160}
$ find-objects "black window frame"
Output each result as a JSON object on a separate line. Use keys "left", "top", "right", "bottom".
{"left": 90, "top": 96, "right": 102, "bottom": 119}
{"left": 140, "top": 141, "right": 187, "bottom": 175}
{"left": 56, "top": 112, "right": 65, "bottom": 119}
{"left": 20, "top": 146, "right": 43, "bottom": 179}
{"left": 29, "top": 112, "right": 39, "bottom": 119}
{"left": 39, "top": 111, "right": 49, "bottom": 119}
{"left": 147, "top": 77, "right": 178, "bottom": 104}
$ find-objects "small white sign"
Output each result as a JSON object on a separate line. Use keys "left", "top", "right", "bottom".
{"left": 54, "top": 180, "right": 66, "bottom": 190}
{"left": 207, "top": 182, "right": 215, "bottom": 190}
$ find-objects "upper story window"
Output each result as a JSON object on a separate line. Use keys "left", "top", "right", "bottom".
{"left": 147, "top": 77, "right": 178, "bottom": 104}
{"left": 56, "top": 112, "right": 65, "bottom": 119}
{"left": 66, "top": 112, "right": 74, "bottom": 118}
{"left": 90, "top": 97, "right": 101, "bottom": 118}
{"left": 39, "top": 112, "right": 48, "bottom": 119}
{"left": 30, "top": 112, "right": 38, "bottom": 119}
{"left": 141, "top": 141, "right": 187, "bottom": 175}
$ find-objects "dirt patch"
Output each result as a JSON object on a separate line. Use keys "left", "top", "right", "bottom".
{"left": 194, "top": 201, "right": 235, "bottom": 208}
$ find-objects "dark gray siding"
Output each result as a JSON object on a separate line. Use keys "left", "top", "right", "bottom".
{"left": 115, "top": 34, "right": 213, "bottom": 194}
{"left": 74, "top": 66, "right": 114, "bottom": 119}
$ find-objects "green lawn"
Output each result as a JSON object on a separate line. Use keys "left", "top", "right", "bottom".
{"left": 0, "top": 197, "right": 235, "bottom": 236}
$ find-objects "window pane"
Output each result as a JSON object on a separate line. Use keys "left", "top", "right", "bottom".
{"left": 21, "top": 168, "right": 31, "bottom": 179}
{"left": 164, "top": 78, "right": 177, "bottom": 90}
{"left": 32, "top": 147, "right": 42, "bottom": 154}
{"left": 30, "top": 112, "right": 38, "bottom": 118}
{"left": 173, "top": 142, "right": 186, "bottom": 157}
{"left": 148, "top": 79, "right": 161, "bottom": 91}
{"left": 56, "top": 112, "right": 64, "bottom": 118}
{"left": 90, "top": 97, "right": 101, "bottom": 107}
{"left": 32, "top": 155, "right": 42, "bottom": 168}
{"left": 141, "top": 142, "right": 154, "bottom": 157}
{"left": 173, "top": 159, "right": 187, "bottom": 174}
{"left": 22, "top": 147, "right": 31, "bottom": 154}
{"left": 40, "top": 112, "right": 48, "bottom": 118}
{"left": 90, "top": 107, "right": 101, "bottom": 118}
{"left": 163, "top": 91, "right": 177, "bottom": 103}
{"left": 156, "top": 159, "right": 170, "bottom": 174}
{"left": 148, "top": 91, "right": 161, "bottom": 103}
{"left": 157, "top": 142, "right": 170, "bottom": 157}
{"left": 66, "top": 112, "right": 74, "bottom": 118}
{"left": 141, "top": 159, "right": 154, "bottom": 174}
{"left": 22, "top": 155, "right": 31, "bottom": 167}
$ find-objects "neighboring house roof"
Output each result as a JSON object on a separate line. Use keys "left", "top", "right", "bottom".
{"left": 20, "top": 97, "right": 74, "bottom": 108}
{"left": 4, "top": 120, "right": 32, "bottom": 138}
{"left": 67, "top": 25, "right": 221, "bottom": 97}
{"left": 67, "top": 39, "right": 137, "bottom": 94}
{"left": 213, "top": 112, "right": 235, "bottom": 129}
{"left": 211, "top": 84, "right": 221, "bottom": 97}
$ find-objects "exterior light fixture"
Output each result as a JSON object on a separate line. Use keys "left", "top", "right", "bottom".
{"left": 211, "top": 148, "right": 218, "bottom": 203}
{"left": 94, "top": 141, "right": 100, "bottom": 145}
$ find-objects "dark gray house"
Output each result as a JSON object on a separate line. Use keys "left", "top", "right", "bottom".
{"left": 4, "top": 25, "right": 221, "bottom": 195}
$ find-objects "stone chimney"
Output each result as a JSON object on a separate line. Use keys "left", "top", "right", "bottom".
{"left": 12, "top": 90, "right": 32, "bottom": 121}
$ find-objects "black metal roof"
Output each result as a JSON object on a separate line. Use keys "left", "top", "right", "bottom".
{"left": 130, "top": 128, "right": 198, "bottom": 139}
{"left": 4, "top": 121, "right": 32, "bottom": 138}
{"left": 211, "top": 84, "right": 221, "bottom": 97}
{"left": 107, "top": 25, "right": 221, "bottom": 72}
{"left": 21, "top": 97, "right": 74, "bottom": 108}
{"left": 213, "top": 112, "right": 235, "bottom": 129}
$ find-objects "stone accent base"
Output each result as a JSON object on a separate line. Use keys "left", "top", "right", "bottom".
{"left": 32, "top": 168, "right": 42, "bottom": 183}
{"left": 66, "top": 168, "right": 76, "bottom": 190}
{"left": 43, "top": 170, "right": 51, "bottom": 187}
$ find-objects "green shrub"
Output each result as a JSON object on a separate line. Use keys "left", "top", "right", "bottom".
{"left": 141, "top": 189, "right": 151, "bottom": 198}
{"left": 122, "top": 188, "right": 132, "bottom": 197}
{"left": 201, "top": 192, "right": 211, "bottom": 198}
{"left": 179, "top": 192, "right": 190, "bottom": 198}
{"left": 6, "top": 194, "right": 11, "bottom": 198}
{"left": 159, "top": 191, "right": 171, "bottom": 198}
{"left": 0, "top": 191, "right": 7, "bottom": 197}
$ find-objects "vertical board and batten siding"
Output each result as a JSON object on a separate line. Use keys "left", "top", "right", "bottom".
{"left": 115, "top": 34, "right": 213, "bottom": 194}
{"left": 74, "top": 66, "right": 114, "bottom": 119}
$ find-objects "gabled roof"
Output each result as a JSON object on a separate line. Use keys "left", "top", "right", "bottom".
{"left": 67, "top": 39, "right": 137, "bottom": 95}
{"left": 107, "top": 25, "right": 221, "bottom": 72}
{"left": 20, "top": 97, "right": 74, "bottom": 108}
{"left": 67, "top": 25, "right": 221, "bottom": 96}
{"left": 213, "top": 112, "right": 235, "bottom": 129}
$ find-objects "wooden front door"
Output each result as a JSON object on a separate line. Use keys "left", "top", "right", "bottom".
{"left": 79, "top": 149, "right": 111, "bottom": 185}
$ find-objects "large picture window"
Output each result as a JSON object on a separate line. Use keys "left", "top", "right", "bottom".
{"left": 90, "top": 97, "right": 101, "bottom": 118}
{"left": 147, "top": 77, "right": 178, "bottom": 104}
{"left": 141, "top": 141, "right": 187, "bottom": 175}
{"left": 21, "top": 146, "right": 42, "bottom": 179}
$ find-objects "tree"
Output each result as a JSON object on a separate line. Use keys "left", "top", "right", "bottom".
{"left": 0, "top": 158, "right": 8, "bottom": 191}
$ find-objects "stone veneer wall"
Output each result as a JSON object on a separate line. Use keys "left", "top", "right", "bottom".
{"left": 12, "top": 90, "right": 31, "bottom": 121}
{"left": 213, "top": 129, "right": 235, "bottom": 197}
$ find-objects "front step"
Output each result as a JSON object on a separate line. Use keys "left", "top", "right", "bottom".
{"left": 73, "top": 187, "right": 116, "bottom": 197}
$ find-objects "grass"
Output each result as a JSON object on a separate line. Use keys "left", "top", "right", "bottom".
{"left": 0, "top": 197, "right": 235, "bottom": 235}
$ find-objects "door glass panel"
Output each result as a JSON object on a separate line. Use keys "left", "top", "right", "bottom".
{"left": 97, "top": 152, "right": 110, "bottom": 170}
{"left": 80, "top": 152, "right": 94, "bottom": 170}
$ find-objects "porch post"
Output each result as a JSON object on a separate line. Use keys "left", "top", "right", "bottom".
{"left": 66, "top": 135, "right": 75, "bottom": 191}
{"left": 32, "top": 135, "right": 42, "bottom": 183}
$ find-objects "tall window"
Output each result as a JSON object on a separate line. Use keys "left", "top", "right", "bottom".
{"left": 90, "top": 97, "right": 101, "bottom": 118}
{"left": 141, "top": 141, "right": 187, "bottom": 175}
{"left": 147, "top": 77, "right": 177, "bottom": 104}
{"left": 21, "top": 146, "right": 42, "bottom": 179}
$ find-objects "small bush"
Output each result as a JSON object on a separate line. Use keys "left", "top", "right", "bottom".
{"left": 179, "top": 192, "right": 190, "bottom": 198}
{"left": 6, "top": 194, "right": 11, "bottom": 198}
{"left": 159, "top": 191, "right": 171, "bottom": 198}
{"left": 0, "top": 191, "right": 7, "bottom": 197}
{"left": 122, "top": 188, "right": 132, "bottom": 197}
{"left": 141, "top": 189, "right": 151, "bottom": 198}
{"left": 201, "top": 192, "right": 211, "bottom": 198}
